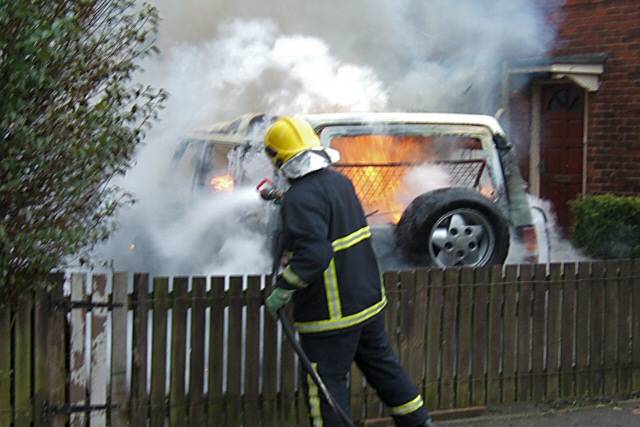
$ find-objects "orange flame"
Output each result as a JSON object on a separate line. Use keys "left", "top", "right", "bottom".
{"left": 210, "top": 174, "right": 234, "bottom": 192}
{"left": 332, "top": 135, "right": 434, "bottom": 224}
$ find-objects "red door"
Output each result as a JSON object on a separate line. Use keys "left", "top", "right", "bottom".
{"left": 540, "top": 84, "right": 584, "bottom": 232}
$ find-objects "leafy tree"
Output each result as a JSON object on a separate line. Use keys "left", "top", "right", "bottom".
{"left": 0, "top": 0, "right": 166, "bottom": 303}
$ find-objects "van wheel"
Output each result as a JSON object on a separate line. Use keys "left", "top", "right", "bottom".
{"left": 395, "top": 188, "right": 510, "bottom": 267}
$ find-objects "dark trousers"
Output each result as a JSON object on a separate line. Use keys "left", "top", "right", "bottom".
{"left": 299, "top": 313, "right": 429, "bottom": 427}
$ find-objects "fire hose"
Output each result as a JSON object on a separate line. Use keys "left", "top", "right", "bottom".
{"left": 258, "top": 178, "right": 357, "bottom": 427}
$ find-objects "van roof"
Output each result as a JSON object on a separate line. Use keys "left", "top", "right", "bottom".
{"left": 185, "top": 113, "right": 271, "bottom": 143}
{"left": 302, "top": 112, "right": 506, "bottom": 136}
{"left": 188, "top": 112, "right": 506, "bottom": 142}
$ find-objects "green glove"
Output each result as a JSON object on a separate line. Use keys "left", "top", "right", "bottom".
{"left": 266, "top": 287, "right": 295, "bottom": 318}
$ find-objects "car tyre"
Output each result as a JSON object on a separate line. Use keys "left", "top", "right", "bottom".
{"left": 395, "top": 187, "right": 510, "bottom": 267}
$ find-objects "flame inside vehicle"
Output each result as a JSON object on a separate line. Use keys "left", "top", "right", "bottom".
{"left": 332, "top": 135, "right": 434, "bottom": 223}
{"left": 210, "top": 174, "right": 235, "bottom": 192}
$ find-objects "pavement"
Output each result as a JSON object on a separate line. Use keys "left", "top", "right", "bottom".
{"left": 440, "top": 400, "right": 640, "bottom": 427}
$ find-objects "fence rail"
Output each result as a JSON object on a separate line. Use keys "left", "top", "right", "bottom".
{"left": 1, "top": 259, "right": 640, "bottom": 426}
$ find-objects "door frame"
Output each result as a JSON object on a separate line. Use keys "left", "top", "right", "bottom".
{"left": 529, "top": 79, "right": 590, "bottom": 198}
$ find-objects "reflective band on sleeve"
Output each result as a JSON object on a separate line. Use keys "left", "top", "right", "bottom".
{"left": 332, "top": 226, "right": 371, "bottom": 252}
{"left": 295, "top": 294, "right": 387, "bottom": 334}
{"left": 391, "top": 395, "right": 424, "bottom": 416}
{"left": 307, "top": 363, "right": 324, "bottom": 427}
{"left": 300, "top": 225, "right": 378, "bottom": 334}
{"left": 282, "top": 266, "right": 309, "bottom": 288}
{"left": 323, "top": 258, "right": 342, "bottom": 319}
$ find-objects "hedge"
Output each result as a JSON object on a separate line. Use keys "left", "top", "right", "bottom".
{"left": 571, "top": 194, "right": 640, "bottom": 259}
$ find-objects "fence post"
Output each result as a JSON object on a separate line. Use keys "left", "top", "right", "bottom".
{"left": 34, "top": 284, "right": 48, "bottom": 426}
{"left": 150, "top": 277, "right": 168, "bottom": 427}
{"left": 632, "top": 259, "right": 640, "bottom": 391}
{"left": 560, "top": 263, "right": 577, "bottom": 399}
{"left": 170, "top": 277, "right": 188, "bottom": 427}
{"left": 34, "top": 275, "right": 65, "bottom": 426}
{"left": 244, "top": 276, "right": 261, "bottom": 427}
{"left": 502, "top": 265, "right": 518, "bottom": 404}
{"left": 14, "top": 291, "right": 33, "bottom": 427}
{"left": 47, "top": 274, "right": 67, "bottom": 427}
{"left": 531, "top": 264, "right": 547, "bottom": 402}
{"left": 412, "top": 269, "right": 428, "bottom": 400}
{"left": 90, "top": 274, "right": 109, "bottom": 427}
{"left": 0, "top": 301, "right": 10, "bottom": 427}
{"left": 472, "top": 267, "right": 490, "bottom": 406}
{"left": 590, "top": 262, "right": 605, "bottom": 396}
{"left": 69, "top": 273, "right": 88, "bottom": 427}
{"left": 226, "top": 276, "right": 243, "bottom": 426}
{"left": 604, "top": 260, "right": 620, "bottom": 396}
{"left": 617, "top": 260, "right": 632, "bottom": 395}
{"left": 425, "top": 270, "right": 443, "bottom": 410}
{"left": 111, "top": 272, "right": 129, "bottom": 427}
{"left": 575, "top": 262, "right": 591, "bottom": 397}
{"left": 260, "top": 276, "right": 278, "bottom": 427}
{"left": 456, "top": 267, "right": 473, "bottom": 408}
{"left": 382, "top": 272, "right": 400, "bottom": 418}
{"left": 441, "top": 268, "right": 460, "bottom": 409}
{"left": 517, "top": 265, "right": 534, "bottom": 402}
{"left": 189, "top": 277, "right": 207, "bottom": 427}
{"left": 131, "top": 273, "right": 149, "bottom": 426}
{"left": 487, "top": 266, "right": 503, "bottom": 405}
{"left": 399, "top": 271, "right": 416, "bottom": 381}
{"left": 546, "top": 263, "right": 563, "bottom": 402}
{"left": 206, "top": 277, "right": 225, "bottom": 427}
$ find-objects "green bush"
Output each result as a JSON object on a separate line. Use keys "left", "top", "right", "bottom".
{"left": 571, "top": 194, "right": 640, "bottom": 259}
{"left": 0, "top": 1, "right": 166, "bottom": 304}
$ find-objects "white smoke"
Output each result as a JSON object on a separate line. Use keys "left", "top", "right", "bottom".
{"left": 528, "top": 195, "right": 592, "bottom": 264}
{"left": 93, "top": 0, "right": 562, "bottom": 274}
{"left": 150, "top": 0, "right": 558, "bottom": 113}
{"left": 506, "top": 195, "right": 591, "bottom": 265}
{"left": 396, "top": 163, "right": 451, "bottom": 206}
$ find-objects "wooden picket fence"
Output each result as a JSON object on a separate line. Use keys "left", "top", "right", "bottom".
{"left": 1, "top": 259, "right": 640, "bottom": 426}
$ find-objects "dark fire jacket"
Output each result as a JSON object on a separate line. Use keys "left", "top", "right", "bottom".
{"left": 277, "top": 168, "right": 386, "bottom": 334}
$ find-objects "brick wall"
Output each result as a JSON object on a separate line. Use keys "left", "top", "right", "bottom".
{"left": 551, "top": 0, "right": 640, "bottom": 195}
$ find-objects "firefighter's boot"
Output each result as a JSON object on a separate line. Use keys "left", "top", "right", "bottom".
{"left": 422, "top": 418, "right": 437, "bottom": 427}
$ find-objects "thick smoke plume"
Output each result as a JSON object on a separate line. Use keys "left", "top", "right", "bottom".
{"left": 94, "top": 0, "right": 562, "bottom": 273}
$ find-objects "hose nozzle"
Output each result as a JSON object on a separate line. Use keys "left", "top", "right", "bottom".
{"left": 256, "top": 178, "right": 283, "bottom": 202}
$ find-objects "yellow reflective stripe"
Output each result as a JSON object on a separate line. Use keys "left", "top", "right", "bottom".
{"left": 308, "top": 363, "right": 323, "bottom": 427}
{"left": 295, "top": 294, "right": 387, "bottom": 334}
{"left": 323, "top": 258, "right": 342, "bottom": 319}
{"left": 332, "top": 226, "right": 371, "bottom": 252}
{"left": 391, "top": 395, "right": 424, "bottom": 416}
{"left": 282, "top": 266, "right": 308, "bottom": 288}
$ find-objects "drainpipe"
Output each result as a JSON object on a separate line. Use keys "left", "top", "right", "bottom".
{"left": 500, "top": 61, "right": 511, "bottom": 135}
{"left": 582, "top": 91, "right": 589, "bottom": 196}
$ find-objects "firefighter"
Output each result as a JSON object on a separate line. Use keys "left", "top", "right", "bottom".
{"left": 263, "top": 116, "right": 436, "bottom": 427}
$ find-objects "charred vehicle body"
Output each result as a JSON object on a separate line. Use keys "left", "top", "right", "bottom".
{"left": 173, "top": 112, "right": 538, "bottom": 269}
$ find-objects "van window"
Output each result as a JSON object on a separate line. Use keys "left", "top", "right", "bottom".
{"left": 173, "top": 140, "right": 204, "bottom": 189}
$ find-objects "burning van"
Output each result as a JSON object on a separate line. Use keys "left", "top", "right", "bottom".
{"left": 173, "top": 112, "right": 538, "bottom": 269}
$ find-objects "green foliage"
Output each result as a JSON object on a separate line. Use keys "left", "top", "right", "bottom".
{"left": 0, "top": 0, "right": 166, "bottom": 302}
{"left": 571, "top": 194, "right": 640, "bottom": 259}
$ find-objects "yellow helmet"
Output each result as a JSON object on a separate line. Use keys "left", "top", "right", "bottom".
{"left": 264, "top": 116, "right": 321, "bottom": 168}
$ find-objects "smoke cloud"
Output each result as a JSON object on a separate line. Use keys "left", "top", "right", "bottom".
{"left": 150, "top": 0, "right": 558, "bottom": 113}
{"left": 396, "top": 163, "right": 451, "bottom": 206}
{"left": 92, "top": 0, "right": 562, "bottom": 274}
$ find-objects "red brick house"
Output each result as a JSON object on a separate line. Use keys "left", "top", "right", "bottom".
{"left": 504, "top": 0, "right": 640, "bottom": 231}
